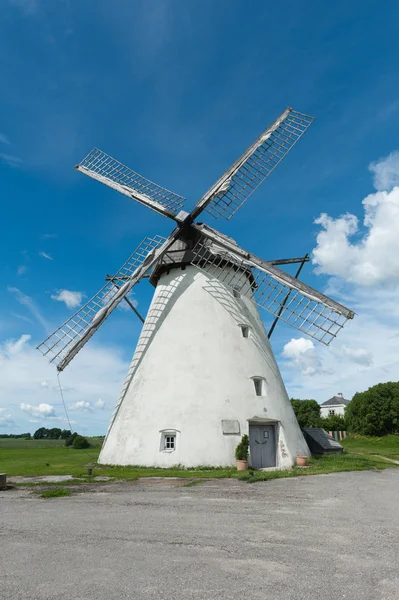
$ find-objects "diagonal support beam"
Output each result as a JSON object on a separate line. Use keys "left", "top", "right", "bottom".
{"left": 268, "top": 254, "right": 308, "bottom": 338}
{"left": 107, "top": 275, "right": 145, "bottom": 324}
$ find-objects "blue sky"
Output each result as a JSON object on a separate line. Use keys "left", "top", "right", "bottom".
{"left": 1, "top": 0, "right": 399, "bottom": 434}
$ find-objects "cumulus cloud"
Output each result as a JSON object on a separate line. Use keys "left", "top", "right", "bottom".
{"left": 5, "top": 334, "right": 31, "bottom": 355}
{"left": 20, "top": 402, "right": 56, "bottom": 418}
{"left": 341, "top": 345, "right": 373, "bottom": 366}
{"left": 39, "top": 251, "right": 53, "bottom": 261}
{"left": 51, "top": 290, "right": 84, "bottom": 309}
{"left": 369, "top": 151, "right": 399, "bottom": 191}
{"left": 70, "top": 400, "right": 92, "bottom": 412}
{"left": 95, "top": 399, "right": 106, "bottom": 409}
{"left": 0, "top": 333, "right": 127, "bottom": 434}
{"left": 280, "top": 285, "right": 399, "bottom": 402}
{"left": 0, "top": 408, "right": 15, "bottom": 427}
{"left": 282, "top": 338, "right": 323, "bottom": 376}
{"left": 312, "top": 153, "right": 399, "bottom": 286}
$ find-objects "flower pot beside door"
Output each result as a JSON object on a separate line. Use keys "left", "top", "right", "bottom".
{"left": 235, "top": 434, "right": 249, "bottom": 471}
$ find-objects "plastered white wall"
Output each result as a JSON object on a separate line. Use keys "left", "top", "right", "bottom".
{"left": 99, "top": 265, "right": 310, "bottom": 468}
{"left": 320, "top": 405, "right": 346, "bottom": 418}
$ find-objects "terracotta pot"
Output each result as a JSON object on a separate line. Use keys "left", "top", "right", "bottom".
{"left": 296, "top": 455, "right": 308, "bottom": 467}
{"left": 236, "top": 459, "right": 248, "bottom": 471}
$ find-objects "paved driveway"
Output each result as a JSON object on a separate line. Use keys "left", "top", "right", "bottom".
{"left": 1, "top": 470, "right": 398, "bottom": 599}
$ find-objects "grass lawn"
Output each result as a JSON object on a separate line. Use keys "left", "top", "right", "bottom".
{"left": 341, "top": 434, "right": 399, "bottom": 460}
{"left": 0, "top": 435, "right": 398, "bottom": 484}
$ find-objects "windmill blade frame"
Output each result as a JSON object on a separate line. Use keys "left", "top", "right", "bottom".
{"left": 191, "top": 108, "right": 314, "bottom": 222}
{"left": 192, "top": 224, "right": 354, "bottom": 345}
{"left": 37, "top": 234, "right": 171, "bottom": 371}
{"left": 76, "top": 148, "right": 185, "bottom": 220}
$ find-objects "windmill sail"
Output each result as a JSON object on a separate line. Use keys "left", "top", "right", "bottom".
{"left": 191, "top": 227, "right": 354, "bottom": 345}
{"left": 192, "top": 108, "right": 314, "bottom": 221}
{"left": 37, "top": 235, "right": 167, "bottom": 370}
{"left": 76, "top": 148, "right": 185, "bottom": 218}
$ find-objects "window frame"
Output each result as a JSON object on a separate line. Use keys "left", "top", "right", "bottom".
{"left": 159, "top": 429, "right": 180, "bottom": 453}
{"left": 239, "top": 324, "right": 250, "bottom": 338}
{"left": 251, "top": 376, "right": 266, "bottom": 397}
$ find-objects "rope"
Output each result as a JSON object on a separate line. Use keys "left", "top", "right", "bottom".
{"left": 56, "top": 371, "right": 96, "bottom": 463}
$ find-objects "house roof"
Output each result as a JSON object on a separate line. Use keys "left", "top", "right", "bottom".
{"left": 320, "top": 395, "right": 350, "bottom": 407}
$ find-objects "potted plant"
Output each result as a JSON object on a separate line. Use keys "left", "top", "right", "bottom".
{"left": 296, "top": 455, "right": 308, "bottom": 467}
{"left": 235, "top": 434, "right": 249, "bottom": 471}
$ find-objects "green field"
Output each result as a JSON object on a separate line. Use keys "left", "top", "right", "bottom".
{"left": 0, "top": 435, "right": 398, "bottom": 483}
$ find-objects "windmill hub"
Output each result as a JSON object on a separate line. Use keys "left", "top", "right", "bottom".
{"left": 38, "top": 107, "right": 354, "bottom": 469}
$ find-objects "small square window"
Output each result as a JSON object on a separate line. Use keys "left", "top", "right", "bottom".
{"left": 328, "top": 409, "right": 335, "bottom": 416}
{"left": 164, "top": 435, "right": 176, "bottom": 450}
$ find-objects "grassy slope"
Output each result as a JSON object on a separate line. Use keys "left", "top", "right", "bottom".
{"left": 341, "top": 434, "right": 399, "bottom": 459}
{"left": 0, "top": 435, "right": 398, "bottom": 482}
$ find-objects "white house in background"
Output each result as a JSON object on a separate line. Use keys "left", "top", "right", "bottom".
{"left": 320, "top": 393, "right": 350, "bottom": 418}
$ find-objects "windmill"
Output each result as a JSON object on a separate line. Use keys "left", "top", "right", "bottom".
{"left": 38, "top": 108, "right": 354, "bottom": 469}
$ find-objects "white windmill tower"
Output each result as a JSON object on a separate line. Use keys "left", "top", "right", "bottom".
{"left": 38, "top": 108, "right": 354, "bottom": 470}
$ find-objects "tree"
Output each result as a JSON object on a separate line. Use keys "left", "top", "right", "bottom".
{"left": 33, "top": 427, "right": 50, "bottom": 439}
{"left": 320, "top": 414, "right": 347, "bottom": 432}
{"left": 49, "top": 428, "right": 62, "bottom": 439}
{"left": 290, "top": 399, "right": 321, "bottom": 428}
{"left": 72, "top": 435, "right": 90, "bottom": 450}
{"left": 60, "top": 429, "right": 72, "bottom": 439}
{"left": 345, "top": 382, "right": 399, "bottom": 436}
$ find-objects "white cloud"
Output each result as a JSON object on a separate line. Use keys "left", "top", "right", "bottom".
{"left": 341, "top": 345, "right": 373, "bottom": 366}
{"left": 39, "top": 251, "right": 53, "bottom": 261}
{"left": 70, "top": 400, "right": 92, "bottom": 412}
{"left": 0, "top": 153, "right": 22, "bottom": 168}
{"left": 0, "top": 334, "right": 127, "bottom": 434}
{"left": 40, "top": 380, "right": 48, "bottom": 388}
{"left": 313, "top": 154, "right": 399, "bottom": 286}
{"left": 282, "top": 338, "right": 323, "bottom": 376}
{"left": 95, "top": 399, "right": 105, "bottom": 409}
{"left": 369, "top": 151, "right": 399, "bottom": 191}
{"left": 20, "top": 402, "right": 56, "bottom": 418}
{"left": 280, "top": 285, "right": 399, "bottom": 402}
{"left": 5, "top": 334, "right": 31, "bottom": 356}
{"left": 0, "top": 408, "right": 15, "bottom": 427}
{"left": 51, "top": 290, "right": 84, "bottom": 309}
{"left": 8, "top": 287, "right": 48, "bottom": 331}
{"left": 0, "top": 133, "right": 10, "bottom": 145}
{"left": 17, "top": 265, "right": 27, "bottom": 276}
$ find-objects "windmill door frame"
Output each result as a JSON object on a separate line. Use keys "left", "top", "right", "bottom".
{"left": 248, "top": 421, "right": 278, "bottom": 469}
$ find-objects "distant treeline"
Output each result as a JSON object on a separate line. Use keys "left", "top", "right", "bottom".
{"left": 0, "top": 433, "right": 31, "bottom": 439}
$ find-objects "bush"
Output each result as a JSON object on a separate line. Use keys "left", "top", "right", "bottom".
{"left": 72, "top": 435, "right": 90, "bottom": 449}
{"left": 346, "top": 382, "right": 399, "bottom": 436}
{"left": 320, "top": 414, "right": 347, "bottom": 432}
{"left": 235, "top": 434, "right": 249, "bottom": 460}
{"left": 65, "top": 432, "right": 78, "bottom": 447}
